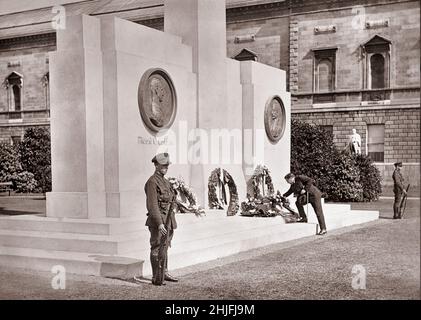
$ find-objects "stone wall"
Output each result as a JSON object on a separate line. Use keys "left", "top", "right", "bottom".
{"left": 0, "top": 51, "right": 50, "bottom": 112}
{"left": 292, "top": 107, "right": 420, "bottom": 187}
{"left": 290, "top": 0, "right": 420, "bottom": 92}
{"left": 293, "top": 108, "right": 420, "bottom": 163}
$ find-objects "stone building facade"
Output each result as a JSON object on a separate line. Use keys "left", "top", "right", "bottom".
{"left": 0, "top": 0, "right": 419, "bottom": 187}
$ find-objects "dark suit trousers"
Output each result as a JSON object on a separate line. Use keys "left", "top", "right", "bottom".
{"left": 296, "top": 194, "right": 327, "bottom": 230}
{"left": 393, "top": 192, "right": 403, "bottom": 218}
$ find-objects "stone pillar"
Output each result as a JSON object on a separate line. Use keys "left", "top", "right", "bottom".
{"left": 164, "top": 0, "right": 246, "bottom": 209}
{"left": 165, "top": 0, "right": 228, "bottom": 129}
{"left": 46, "top": 15, "right": 106, "bottom": 219}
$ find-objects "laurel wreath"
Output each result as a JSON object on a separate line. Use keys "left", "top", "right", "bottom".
{"left": 168, "top": 177, "right": 205, "bottom": 216}
{"left": 208, "top": 168, "right": 239, "bottom": 216}
{"left": 250, "top": 165, "right": 275, "bottom": 198}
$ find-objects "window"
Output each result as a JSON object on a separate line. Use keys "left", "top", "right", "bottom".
{"left": 4, "top": 72, "right": 23, "bottom": 114}
{"left": 313, "top": 48, "right": 337, "bottom": 93}
{"left": 370, "top": 54, "right": 385, "bottom": 89}
{"left": 320, "top": 125, "right": 333, "bottom": 139}
{"left": 11, "top": 136, "right": 22, "bottom": 146}
{"left": 42, "top": 72, "right": 50, "bottom": 109}
{"left": 362, "top": 35, "right": 391, "bottom": 90}
{"left": 12, "top": 85, "right": 21, "bottom": 111}
{"left": 367, "top": 124, "right": 385, "bottom": 162}
{"left": 320, "top": 125, "right": 333, "bottom": 136}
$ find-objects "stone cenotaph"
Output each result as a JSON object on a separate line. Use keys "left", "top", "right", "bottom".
{"left": 0, "top": 0, "right": 378, "bottom": 278}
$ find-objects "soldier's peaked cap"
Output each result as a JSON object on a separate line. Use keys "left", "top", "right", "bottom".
{"left": 152, "top": 153, "right": 171, "bottom": 165}
{"left": 394, "top": 161, "right": 403, "bottom": 167}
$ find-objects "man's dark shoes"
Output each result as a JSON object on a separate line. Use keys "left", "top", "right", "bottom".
{"left": 317, "top": 229, "right": 327, "bottom": 236}
{"left": 164, "top": 273, "right": 179, "bottom": 282}
{"left": 296, "top": 217, "right": 307, "bottom": 223}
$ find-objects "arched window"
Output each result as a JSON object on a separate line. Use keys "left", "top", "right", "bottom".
{"left": 317, "top": 59, "right": 333, "bottom": 92}
{"left": 12, "top": 85, "right": 21, "bottom": 111}
{"left": 313, "top": 48, "right": 337, "bottom": 94}
{"left": 4, "top": 72, "right": 23, "bottom": 113}
{"left": 362, "top": 35, "right": 391, "bottom": 90}
{"left": 370, "top": 54, "right": 385, "bottom": 89}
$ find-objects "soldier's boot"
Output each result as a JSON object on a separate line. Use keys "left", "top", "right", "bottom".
{"left": 164, "top": 257, "right": 179, "bottom": 282}
{"left": 150, "top": 253, "right": 163, "bottom": 286}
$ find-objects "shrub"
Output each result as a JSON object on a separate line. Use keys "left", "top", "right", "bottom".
{"left": 19, "top": 127, "right": 51, "bottom": 193}
{"left": 0, "top": 142, "right": 38, "bottom": 193}
{"left": 323, "top": 151, "right": 363, "bottom": 202}
{"left": 291, "top": 120, "right": 380, "bottom": 202}
{"left": 355, "top": 153, "right": 382, "bottom": 201}
{"left": 11, "top": 171, "right": 37, "bottom": 193}
{"left": 0, "top": 142, "right": 22, "bottom": 182}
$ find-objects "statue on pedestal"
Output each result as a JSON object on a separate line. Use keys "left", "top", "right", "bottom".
{"left": 348, "top": 128, "right": 361, "bottom": 155}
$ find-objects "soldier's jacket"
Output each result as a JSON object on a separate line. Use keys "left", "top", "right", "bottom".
{"left": 392, "top": 169, "right": 405, "bottom": 193}
{"left": 283, "top": 174, "right": 322, "bottom": 198}
{"left": 145, "top": 172, "right": 177, "bottom": 229}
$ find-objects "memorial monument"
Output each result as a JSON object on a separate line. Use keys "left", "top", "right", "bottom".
{"left": 0, "top": 0, "right": 379, "bottom": 279}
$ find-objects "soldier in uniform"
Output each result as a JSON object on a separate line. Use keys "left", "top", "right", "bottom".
{"left": 392, "top": 161, "right": 406, "bottom": 219}
{"left": 145, "top": 152, "right": 179, "bottom": 285}
{"left": 283, "top": 173, "right": 327, "bottom": 235}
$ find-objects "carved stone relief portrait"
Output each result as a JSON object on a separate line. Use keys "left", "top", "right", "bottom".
{"left": 264, "top": 96, "right": 286, "bottom": 143}
{"left": 138, "top": 68, "right": 177, "bottom": 132}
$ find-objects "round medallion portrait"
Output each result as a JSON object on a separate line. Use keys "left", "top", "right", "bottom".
{"left": 264, "top": 96, "right": 286, "bottom": 143}
{"left": 138, "top": 68, "right": 177, "bottom": 133}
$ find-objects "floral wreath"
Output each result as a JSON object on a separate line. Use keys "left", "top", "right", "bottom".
{"left": 208, "top": 168, "right": 239, "bottom": 216}
{"left": 168, "top": 177, "right": 205, "bottom": 216}
{"left": 250, "top": 165, "right": 275, "bottom": 198}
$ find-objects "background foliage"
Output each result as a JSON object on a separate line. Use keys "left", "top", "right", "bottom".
{"left": 0, "top": 127, "right": 51, "bottom": 193}
{"left": 291, "top": 119, "right": 381, "bottom": 202}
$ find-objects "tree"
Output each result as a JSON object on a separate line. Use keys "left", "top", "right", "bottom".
{"left": 19, "top": 127, "right": 52, "bottom": 193}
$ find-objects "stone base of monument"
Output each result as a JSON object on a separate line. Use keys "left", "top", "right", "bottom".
{"left": 0, "top": 203, "right": 378, "bottom": 279}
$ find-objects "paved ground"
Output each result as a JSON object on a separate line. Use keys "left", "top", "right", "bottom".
{"left": 0, "top": 197, "right": 419, "bottom": 300}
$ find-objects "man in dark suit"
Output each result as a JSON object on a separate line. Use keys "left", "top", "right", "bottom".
{"left": 283, "top": 173, "right": 327, "bottom": 235}
{"left": 392, "top": 161, "right": 406, "bottom": 219}
{"left": 145, "top": 152, "right": 179, "bottom": 285}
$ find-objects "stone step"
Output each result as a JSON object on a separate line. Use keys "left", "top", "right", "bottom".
{"left": 0, "top": 206, "right": 379, "bottom": 279}
{"left": 0, "top": 246, "right": 142, "bottom": 279}
{"left": 0, "top": 215, "right": 145, "bottom": 235}
{"left": 136, "top": 209, "right": 379, "bottom": 275}
{"left": 0, "top": 229, "right": 145, "bottom": 255}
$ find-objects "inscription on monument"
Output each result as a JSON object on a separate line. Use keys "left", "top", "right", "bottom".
{"left": 264, "top": 96, "right": 286, "bottom": 143}
{"left": 138, "top": 68, "right": 177, "bottom": 132}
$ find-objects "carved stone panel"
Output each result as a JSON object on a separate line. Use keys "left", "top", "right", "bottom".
{"left": 264, "top": 96, "right": 286, "bottom": 143}
{"left": 138, "top": 68, "right": 177, "bottom": 133}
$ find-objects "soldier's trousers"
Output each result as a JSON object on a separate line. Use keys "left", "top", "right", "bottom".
{"left": 149, "top": 227, "right": 174, "bottom": 278}
{"left": 393, "top": 192, "right": 403, "bottom": 219}
{"left": 296, "top": 194, "right": 327, "bottom": 230}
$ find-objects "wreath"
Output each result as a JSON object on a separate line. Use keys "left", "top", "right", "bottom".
{"left": 250, "top": 165, "right": 275, "bottom": 198}
{"left": 240, "top": 191, "right": 300, "bottom": 222}
{"left": 168, "top": 177, "right": 205, "bottom": 216}
{"left": 208, "top": 168, "right": 239, "bottom": 216}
